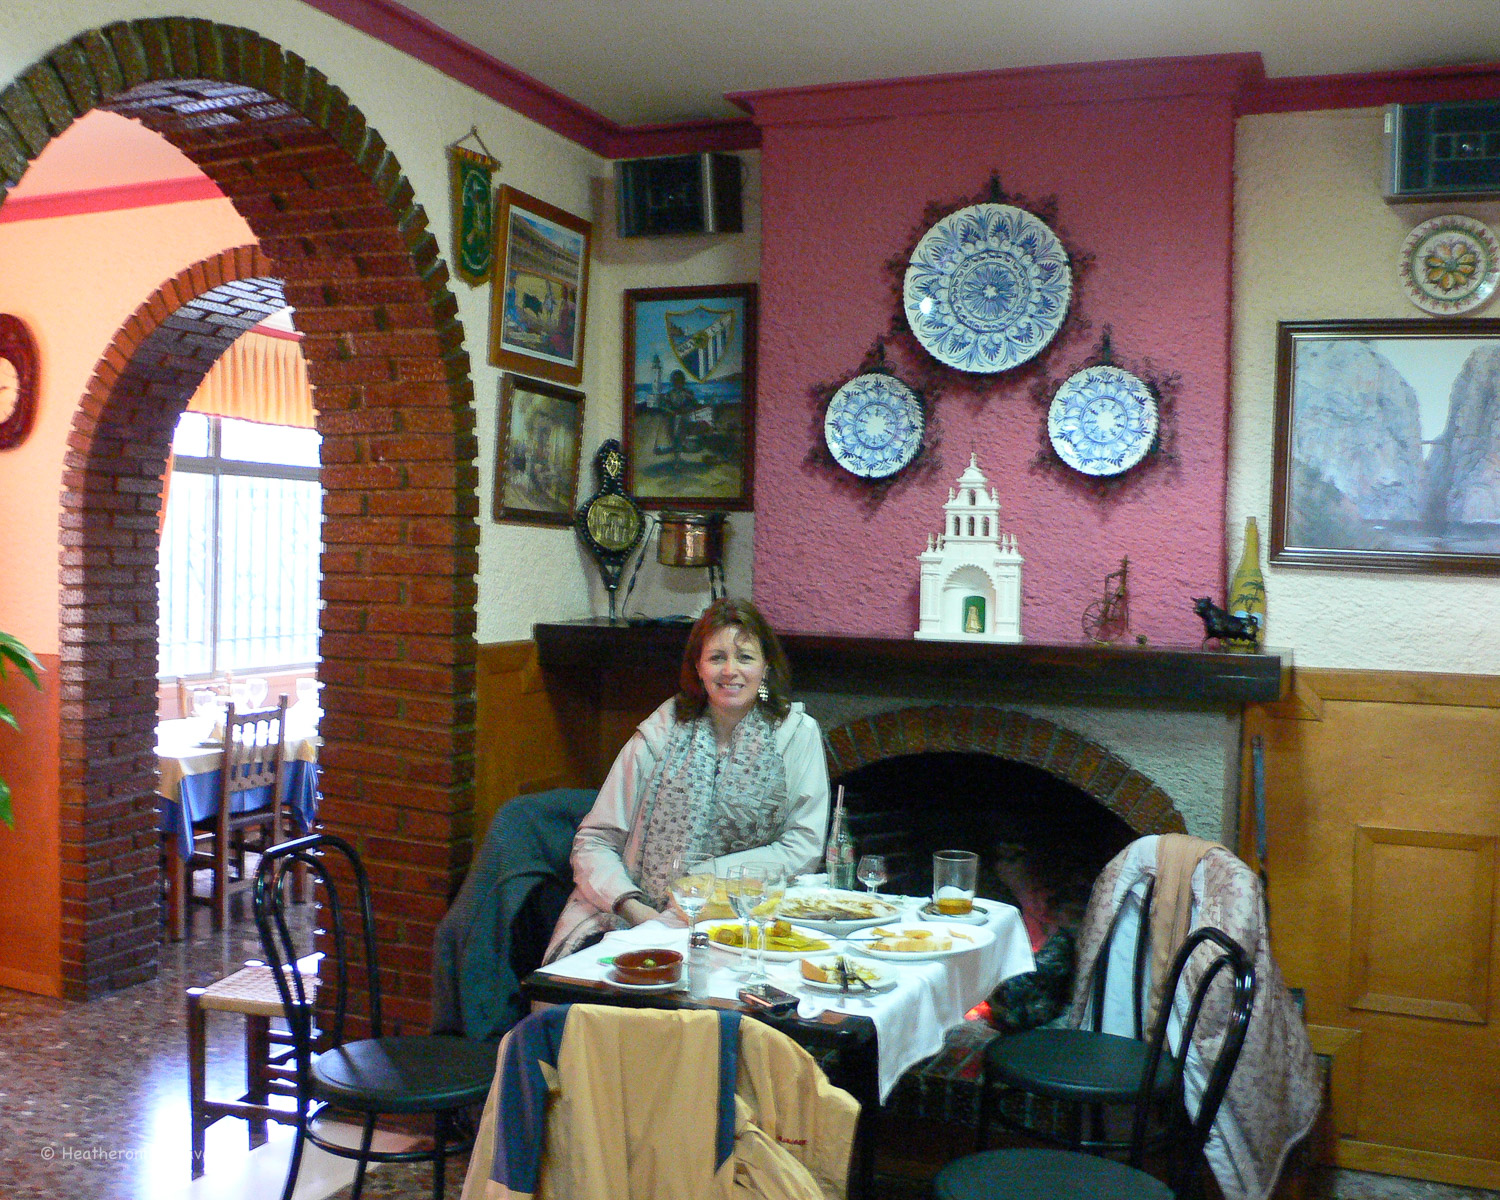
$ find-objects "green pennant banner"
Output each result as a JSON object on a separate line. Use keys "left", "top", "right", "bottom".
{"left": 449, "top": 144, "right": 500, "bottom": 286}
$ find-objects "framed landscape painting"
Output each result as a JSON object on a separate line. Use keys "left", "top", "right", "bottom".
{"left": 622, "top": 283, "right": 757, "bottom": 510}
{"left": 1272, "top": 317, "right": 1500, "bottom": 573}
{"left": 493, "top": 374, "right": 585, "bottom": 526}
{"left": 488, "top": 185, "right": 591, "bottom": 386}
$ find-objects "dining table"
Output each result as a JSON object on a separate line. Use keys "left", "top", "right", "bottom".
{"left": 520, "top": 894, "right": 1036, "bottom": 1200}
{"left": 155, "top": 705, "right": 323, "bottom": 863}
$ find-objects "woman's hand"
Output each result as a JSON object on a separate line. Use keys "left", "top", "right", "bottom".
{"left": 615, "top": 897, "right": 660, "bottom": 927}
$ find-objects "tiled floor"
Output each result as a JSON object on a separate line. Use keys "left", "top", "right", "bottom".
{"left": 2, "top": 900, "right": 1497, "bottom": 1200}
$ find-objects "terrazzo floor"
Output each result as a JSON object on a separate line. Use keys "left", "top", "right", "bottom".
{"left": 2, "top": 900, "right": 1497, "bottom": 1200}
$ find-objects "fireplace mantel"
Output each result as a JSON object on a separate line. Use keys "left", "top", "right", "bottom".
{"left": 533, "top": 619, "right": 1287, "bottom": 706}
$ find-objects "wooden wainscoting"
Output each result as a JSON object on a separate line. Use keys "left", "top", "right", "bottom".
{"left": 474, "top": 640, "right": 675, "bottom": 845}
{"left": 1241, "top": 668, "right": 1500, "bottom": 1189}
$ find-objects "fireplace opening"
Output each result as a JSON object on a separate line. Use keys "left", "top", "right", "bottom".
{"left": 836, "top": 752, "right": 1137, "bottom": 950}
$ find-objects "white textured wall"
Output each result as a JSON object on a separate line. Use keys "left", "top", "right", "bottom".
{"left": 1231, "top": 109, "right": 1500, "bottom": 673}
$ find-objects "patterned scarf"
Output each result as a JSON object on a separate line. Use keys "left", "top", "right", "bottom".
{"left": 633, "top": 706, "right": 790, "bottom": 907}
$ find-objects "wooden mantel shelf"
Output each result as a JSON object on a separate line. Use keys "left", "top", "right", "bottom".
{"left": 533, "top": 619, "right": 1288, "bottom": 706}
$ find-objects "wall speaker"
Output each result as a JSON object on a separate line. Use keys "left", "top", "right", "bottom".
{"left": 615, "top": 153, "right": 743, "bottom": 237}
{"left": 1386, "top": 102, "right": 1500, "bottom": 201}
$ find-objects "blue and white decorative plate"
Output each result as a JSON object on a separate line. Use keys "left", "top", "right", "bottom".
{"left": 1047, "top": 365, "right": 1158, "bottom": 476}
{"left": 903, "top": 203, "right": 1072, "bottom": 373}
{"left": 824, "top": 372, "right": 924, "bottom": 479}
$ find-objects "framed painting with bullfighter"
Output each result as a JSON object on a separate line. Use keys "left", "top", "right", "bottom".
{"left": 489, "top": 185, "right": 592, "bottom": 385}
{"left": 622, "top": 284, "right": 757, "bottom": 509}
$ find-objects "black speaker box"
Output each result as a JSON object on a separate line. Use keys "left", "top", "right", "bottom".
{"left": 614, "top": 153, "right": 743, "bottom": 237}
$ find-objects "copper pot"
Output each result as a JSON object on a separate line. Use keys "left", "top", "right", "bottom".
{"left": 657, "top": 510, "right": 724, "bottom": 568}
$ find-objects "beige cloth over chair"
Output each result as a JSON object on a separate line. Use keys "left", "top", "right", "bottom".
{"left": 1067, "top": 835, "right": 1321, "bottom": 1200}
{"left": 461, "top": 1004, "right": 860, "bottom": 1200}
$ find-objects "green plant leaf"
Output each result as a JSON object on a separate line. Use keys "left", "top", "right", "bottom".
{"left": 0, "top": 779, "right": 12, "bottom": 829}
{"left": 0, "top": 703, "right": 16, "bottom": 732}
{"left": 0, "top": 632, "right": 40, "bottom": 688}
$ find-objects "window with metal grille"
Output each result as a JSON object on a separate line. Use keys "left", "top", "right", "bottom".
{"left": 158, "top": 413, "right": 321, "bottom": 679}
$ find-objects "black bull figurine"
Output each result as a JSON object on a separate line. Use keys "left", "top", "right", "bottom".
{"left": 1192, "top": 597, "right": 1260, "bottom": 645}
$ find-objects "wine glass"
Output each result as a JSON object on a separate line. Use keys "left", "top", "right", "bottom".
{"left": 856, "top": 854, "right": 888, "bottom": 895}
{"left": 229, "top": 679, "right": 251, "bottom": 712}
{"left": 295, "top": 677, "right": 321, "bottom": 709}
{"left": 669, "top": 852, "right": 716, "bottom": 944}
{"left": 246, "top": 676, "right": 269, "bottom": 709}
{"left": 748, "top": 863, "right": 786, "bottom": 980}
{"left": 725, "top": 864, "right": 767, "bottom": 976}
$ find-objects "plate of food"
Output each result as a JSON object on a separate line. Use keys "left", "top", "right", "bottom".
{"left": 798, "top": 954, "right": 898, "bottom": 993}
{"left": 844, "top": 923, "right": 995, "bottom": 961}
{"left": 703, "top": 920, "right": 833, "bottom": 961}
{"left": 914, "top": 898, "right": 1001, "bottom": 926}
{"left": 775, "top": 888, "right": 904, "bottom": 933}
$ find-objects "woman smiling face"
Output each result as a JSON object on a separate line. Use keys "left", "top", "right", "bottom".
{"left": 696, "top": 624, "right": 766, "bottom": 729}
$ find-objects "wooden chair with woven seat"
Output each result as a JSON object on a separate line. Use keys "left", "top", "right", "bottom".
{"left": 180, "top": 696, "right": 291, "bottom": 932}
{"left": 254, "top": 833, "right": 497, "bottom": 1200}
{"left": 976, "top": 874, "right": 1157, "bottom": 1154}
{"left": 935, "top": 925, "right": 1257, "bottom": 1200}
{"left": 186, "top": 953, "right": 321, "bottom": 1177}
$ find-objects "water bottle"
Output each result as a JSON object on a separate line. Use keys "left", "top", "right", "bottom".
{"left": 826, "top": 808, "right": 856, "bottom": 890}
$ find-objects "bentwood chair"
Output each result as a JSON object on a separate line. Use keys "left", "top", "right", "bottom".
{"left": 939, "top": 926, "right": 1257, "bottom": 1200}
{"left": 254, "top": 833, "right": 496, "bottom": 1200}
{"left": 976, "top": 874, "right": 1157, "bottom": 1153}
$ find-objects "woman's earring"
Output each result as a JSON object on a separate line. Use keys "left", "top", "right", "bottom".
{"left": 757, "top": 680, "right": 769, "bottom": 702}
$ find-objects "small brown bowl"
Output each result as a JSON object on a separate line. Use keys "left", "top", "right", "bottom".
{"left": 612, "top": 948, "right": 682, "bottom": 986}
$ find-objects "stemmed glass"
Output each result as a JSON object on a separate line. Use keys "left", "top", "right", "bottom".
{"left": 856, "top": 854, "right": 888, "bottom": 895}
{"left": 670, "top": 852, "right": 716, "bottom": 945}
{"left": 246, "top": 676, "right": 269, "bottom": 709}
{"left": 725, "top": 864, "right": 768, "bottom": 977}
{"left": 748, "top": 864, "right": 786, "bottom": 980}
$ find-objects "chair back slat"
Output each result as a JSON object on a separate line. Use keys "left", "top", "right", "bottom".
{"left": 221, "top": 697, "right": 288, "bottom": 798}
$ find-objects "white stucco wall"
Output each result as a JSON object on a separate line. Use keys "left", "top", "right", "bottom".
{"left": 0, "top": 0, "right": 754, "bottom": 656}
{"left": 1230, "top": 108, "right": 1500, "bottom": 674}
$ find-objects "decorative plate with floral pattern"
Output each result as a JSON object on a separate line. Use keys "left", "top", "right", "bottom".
{"left": 824, "top": 372, "right": 924, "bottom": 479}
{"left": 1047, "top": 365, "right": 1158, "bottom": 476}
{"left": 903, "top": 203, "right": 1072, "bottom": 373}
{"left": 1398, "top": 214, "right": 1500, "bottom": 316}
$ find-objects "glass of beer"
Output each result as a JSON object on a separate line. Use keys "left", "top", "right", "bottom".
{"left": 932, "top": 850, "right": 979, "bottom": 915}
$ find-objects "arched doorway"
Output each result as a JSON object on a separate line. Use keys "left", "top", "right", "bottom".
{"left": 9, "top": 23, "right": 478, "bottom": 1005}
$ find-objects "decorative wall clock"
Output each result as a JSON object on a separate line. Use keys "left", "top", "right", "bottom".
{"left": 1398, "top": 214, "right": 1500, "bottom": 316}
{"left": 0, "top": 314, "right": 38, "bottom": 451}
{"left": 824, "top": 370, "right": 925, "bottom": 479}
{"left": 903, "top": 202, "right": 1072, "bottom": 373}
{"left": 575, "top": 438, "right": 645, "bottom": 621}
{"left": 1047, "top": 364, "right": 1158, "bottom": 476}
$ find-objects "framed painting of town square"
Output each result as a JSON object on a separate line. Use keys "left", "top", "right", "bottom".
{"left": 1272, "top": 317, "right": 1500, "bottom": 573}
{"left": 488, "top": 185, "right": 592, "bottom": 386}
{"left": 493, "top": 374, "right": 586, "bottom": 526}
{"left": 622, "top": 283, "right": 757, "bottom": 509}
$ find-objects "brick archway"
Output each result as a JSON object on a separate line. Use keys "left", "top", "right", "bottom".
{"left": 820, "top": 706, "right": 1188, "bottom": 835}
{"left": 7, "top": 23, "right": 478, "bottom": 1004}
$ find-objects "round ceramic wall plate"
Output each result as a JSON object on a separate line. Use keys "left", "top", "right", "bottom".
{"left": 903, "top": 203, "right": 1072, "bottom": 373}
{"left": 1399, "top": 214, "right": 1500, "bottom": 315}
{"left": 824, "top": 372, "right": 924, "bottom": 479}
{"left": 1047, "top": 365, "right": 1158, "bottom": 477}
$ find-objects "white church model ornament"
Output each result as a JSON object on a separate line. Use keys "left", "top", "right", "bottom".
{"left": 915, "top": 454, "right": 1023, "bottom": 643}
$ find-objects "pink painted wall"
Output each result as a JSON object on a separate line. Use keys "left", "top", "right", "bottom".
{"left": 741, "top": 58, "right": 1247, "bottom": 645}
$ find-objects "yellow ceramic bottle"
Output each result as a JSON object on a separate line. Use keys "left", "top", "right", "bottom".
{"left": 1226, "top": 517, "right": 1265, "bottom": 652}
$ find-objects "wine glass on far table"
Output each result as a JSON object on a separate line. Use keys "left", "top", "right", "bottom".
{"left": 245, "top": 676, "right": 269, "bottom": 709}
{"left": 725, "top": 864, "right": 767, "bottom": 977}
{"left": 670, "top": 852, "right": 716, "bottom": 943}
{"left": 748, "top": 864, "right": 786, "bottom": 980}
{"left": 856, "top": 854, "right": 888, "bottom": 895}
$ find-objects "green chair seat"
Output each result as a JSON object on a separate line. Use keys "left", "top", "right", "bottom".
{"left": 985, "top": 1027, "right": 1175, "bottom": 1104}
{"left": 312, "top": 1035, "right": 495, "bottom": 1114}
{"left": 934, "top": 1148, "right": 1174, "bottom": 1200}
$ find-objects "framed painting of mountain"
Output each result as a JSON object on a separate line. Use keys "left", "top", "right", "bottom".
{"left": 1272, "top": 318, "right": 1500, "bottom": 573}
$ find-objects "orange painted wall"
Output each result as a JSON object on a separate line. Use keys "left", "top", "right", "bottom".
{"left": 0, "top": 124, "right": 252, "bottom": 991}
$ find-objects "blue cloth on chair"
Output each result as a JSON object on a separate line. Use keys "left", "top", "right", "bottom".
{"left": 160, "top": 759, "right": 319, "bottom": 862}
{"left": 430, "top": 787, "right": 598, "bottom": 1042}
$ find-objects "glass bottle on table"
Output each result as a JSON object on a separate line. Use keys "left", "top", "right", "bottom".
{"left": 825, "top": 808, "right": 856, "bottom": 891}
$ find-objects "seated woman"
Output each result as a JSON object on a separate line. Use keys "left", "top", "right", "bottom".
{"left": 544, "top": 597, "right": 830, "bottom": 963}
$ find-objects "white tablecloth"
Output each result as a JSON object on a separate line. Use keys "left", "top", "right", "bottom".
{"left": 535, "top": 897, "right": 1036, "bottom": 1101}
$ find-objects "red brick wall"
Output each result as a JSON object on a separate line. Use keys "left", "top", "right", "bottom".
{"left": 4, "top": 21, "right": 478, "bottom": 1009}
{"left": 822, "top": 706, "right": 1187, "bottom": 835}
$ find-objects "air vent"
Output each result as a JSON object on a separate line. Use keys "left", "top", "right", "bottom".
{"left": 614, "top": 153, "right": 743, "bottom": 238}
{"left": 1385, "top": 102, "right": 1500, "bottom": 202}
